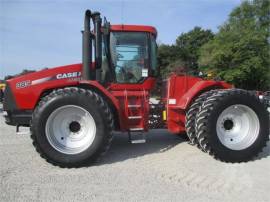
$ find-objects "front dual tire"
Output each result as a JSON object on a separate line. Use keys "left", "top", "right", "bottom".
{"left": 186, "top": 89, "right": 269, "bottom": 162}
{"left": 31, "top": 87, "right": 113, "bottom": 168}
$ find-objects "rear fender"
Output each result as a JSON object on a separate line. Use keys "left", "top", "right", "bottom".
{"left": 166, "top": 75, "right": 232, "bottom": 134}
{"left": 178, "top": 80, "right": 232, "bottom": 110}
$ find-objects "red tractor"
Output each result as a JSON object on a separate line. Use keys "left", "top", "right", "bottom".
{"left": 3, "top": 10, "right": 269, "bottom": 167}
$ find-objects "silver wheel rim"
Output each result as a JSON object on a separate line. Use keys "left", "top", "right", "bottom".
{"left": 45, "top": 105, "right": 96, "bottom": 154}
{"left": 216, "top": 104, "right": 260, "bottom": 150}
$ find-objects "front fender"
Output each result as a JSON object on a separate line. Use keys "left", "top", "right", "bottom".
{"left": 79, "top": 80, "right": 120, "bottom": 110}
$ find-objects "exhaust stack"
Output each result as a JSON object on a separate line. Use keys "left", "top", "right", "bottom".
{"left": 82, "top": 10, "right": 104, "bottom": 81}
{"left": 82, "top": 10, "right": 93, "bottom": 80}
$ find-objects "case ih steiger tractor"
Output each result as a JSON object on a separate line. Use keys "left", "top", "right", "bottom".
{"left": 3, "top": 10, "right": 269, "bottom": 167}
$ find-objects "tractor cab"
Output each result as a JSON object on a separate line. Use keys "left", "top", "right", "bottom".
{"left": 82, "top": 10, "right": 157, "bottom": 90}
{"left": 108, "top": 26, "right": 157, "bottom": 84}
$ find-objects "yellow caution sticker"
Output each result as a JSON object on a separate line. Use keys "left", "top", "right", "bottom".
{"left": 162, "top": 110, "right": 167, "bottom": 121}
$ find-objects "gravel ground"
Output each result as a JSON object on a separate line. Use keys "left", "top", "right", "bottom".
{"left": 1, "top": 106, "right": 270, "bottom": 202}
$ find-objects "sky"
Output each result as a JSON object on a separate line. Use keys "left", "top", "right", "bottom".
{"left": 0, "top": 0, "right": 242, "bottom": 79}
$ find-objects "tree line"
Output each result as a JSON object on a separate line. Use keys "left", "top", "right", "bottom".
{"left": 157, "top": 0, "right": 270, "bottom": 91}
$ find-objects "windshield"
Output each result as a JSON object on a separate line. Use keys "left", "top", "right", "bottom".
{"left": 110, "top": 32, "right": 149, "bottom": 83}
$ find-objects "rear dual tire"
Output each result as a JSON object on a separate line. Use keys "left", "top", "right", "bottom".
{"left": 185, "top": 90, "right": 217, "bottom": 145}
{"left": 195, "top": 89, "right": 269, "bottom": 162}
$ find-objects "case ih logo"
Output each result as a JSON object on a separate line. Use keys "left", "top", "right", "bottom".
{"left": 56, "top": 72, "right": 81, "bottom": 79}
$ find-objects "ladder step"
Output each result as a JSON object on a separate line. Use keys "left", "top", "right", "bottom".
{"left": 131, "top": 139, "right": 146, "bottom": 144}
{"left": 128, "top": 116, "right": 142, "bottom": 119}
{"left": 128, "top": 105, "right": 141, "bottom": 108}
{"left": 128, "top": 132, "right": 146, "bottom": 144}
{"left": 129, "top": 127, "right": 144, "bottom": 131}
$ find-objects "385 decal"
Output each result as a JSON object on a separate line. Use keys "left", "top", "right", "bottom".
{"left": 16, "top": 80, "right": 31, "bottom": 89}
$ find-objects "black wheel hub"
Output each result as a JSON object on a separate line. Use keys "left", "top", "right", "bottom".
{"left": 223, "top": 119, "right": 234, "bottom": 131}
{"left": 69, "top": 121, "right": 81, "bottom": 133}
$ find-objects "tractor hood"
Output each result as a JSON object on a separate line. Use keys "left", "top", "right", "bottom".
{"left": 7, "top": 63, "right": 83, "bottom": 85}
{"left": 5, "top": 64, "right": 84, "bottom": 110}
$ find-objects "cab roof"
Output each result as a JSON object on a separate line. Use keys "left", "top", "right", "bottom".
{"left": 110, "top": 25, "right": 157, "bottom": 36}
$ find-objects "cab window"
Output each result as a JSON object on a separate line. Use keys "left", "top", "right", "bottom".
{"left": 110, "top": 32, "right": 149, "bottom": 83}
